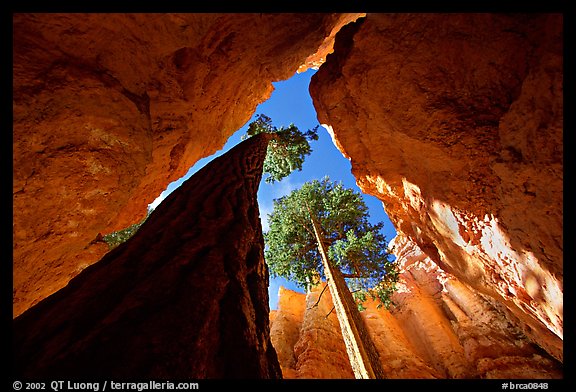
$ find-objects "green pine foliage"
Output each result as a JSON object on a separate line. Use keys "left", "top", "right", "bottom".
{"left": 242, "top": 114, "right": 319, "bottom": 183}
{"left": 264, "top": 177, "right": 399, "bottom": 309}
{"left": 102, "top": 210, "right": 150, "bottom": 249}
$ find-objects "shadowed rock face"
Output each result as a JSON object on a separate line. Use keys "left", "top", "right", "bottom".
{"left": 12, "top": 13, "right": 362, "bottom": 317}
{"left": 13, "top": 133, "right": 281, "bottom": 379}
{"left": 309, "top": 13, "right": 563, "bottom": 362}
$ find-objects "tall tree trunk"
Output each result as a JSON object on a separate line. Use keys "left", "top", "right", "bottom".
{"left": 308, "top": 214, "right": 386, "bottom": 379}
{"left": 13, "top": 133, "right": 281, "bottom": 378}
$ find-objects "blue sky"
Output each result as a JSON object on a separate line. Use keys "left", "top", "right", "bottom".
{"left": 148, "top": 69, "right": 397, "bottom": 310}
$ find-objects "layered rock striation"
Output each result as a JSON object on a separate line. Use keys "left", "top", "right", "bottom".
{"left": 14, "top": 133, "right": 281, "bottom": 378}
{"left": 310, "top": 13, "right": 563, "bottom": 362}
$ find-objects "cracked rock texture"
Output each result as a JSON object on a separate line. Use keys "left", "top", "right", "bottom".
{"left": 310, "top": 13, "right": 563, "bottom": 363}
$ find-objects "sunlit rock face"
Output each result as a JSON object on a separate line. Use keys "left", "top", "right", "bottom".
{"left": 270, "top": 284, "right": 355, "bottom": 379}
{"left": 381, "top": 235, "right": 562, "bottom": 379}
{"left": 14, "top": 133, "right": 281, "bottom": 379}
{"left": 269, "top": 287, "right": 306, "bottom": 378}
{"left": 297, "top": 13, "right": 365, "bottom": 73}
{"left": 12, "top": 13, "right": 360, "bottom": 317}
{"left": 310, "top": 13, "right": 563, "bottom": 362}
{"left": 270, "top": 234, "right": 562, "bottom": 379}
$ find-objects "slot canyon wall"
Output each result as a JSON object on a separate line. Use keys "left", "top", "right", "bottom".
{"left": 12, "top": 13, "right": 363, "bottom": 317}
{"left": 270, "top": 235, "right": 562, "bottom": 378}
{"left": 310, "top": 13, "right": 563, "bottom": 363}
{"left": 13, "top": 12, "right": 563, "bottom": 378}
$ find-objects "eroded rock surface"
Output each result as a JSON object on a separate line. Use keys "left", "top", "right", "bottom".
{"left": 13, "top": 12, "right": 564, "bottom": 378}
{"left": 293, "top": 283, "right": 356, "bottom": 379}
{"left": 383, "top": 235, "right": 562, "bottom": 379}
{"left": 310, "top": 13, "right": 563, "bottom": 361}
{"left": 13, "top": 13, "right": 360, "bottom": 316}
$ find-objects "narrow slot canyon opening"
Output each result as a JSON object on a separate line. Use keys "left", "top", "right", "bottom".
{"left": 125, "top": 68, "right": 398, "bottom": 312}
{"left": 95, "top": 67, "right": 401, "bottom": 380}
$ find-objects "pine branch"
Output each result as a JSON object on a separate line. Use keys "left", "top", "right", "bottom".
{"left": 307, "top": 283, "right": 329, "bottom": 310}
{"left": 324, "top": 306, "right": 335, "bottom": 319}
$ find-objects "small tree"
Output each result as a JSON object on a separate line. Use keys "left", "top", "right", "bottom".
{"left": 103, "top": 209, "right": 151, "bottom": 249}
{"left": 242, "top": 114, "right": 318, "bottom": 183}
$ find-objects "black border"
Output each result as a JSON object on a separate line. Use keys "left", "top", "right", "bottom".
{"left": 5, "top": 0, "right": 573, "bottom": 13}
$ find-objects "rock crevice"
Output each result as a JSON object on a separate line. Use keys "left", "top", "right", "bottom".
{"left": 13, "top": 12, "right": 564, "bottom": 378}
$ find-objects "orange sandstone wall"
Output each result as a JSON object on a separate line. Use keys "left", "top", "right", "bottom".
{"left": 309, "top": 13, "right": 563, "bottom": 362}
{"left": 380, "top": 235, "right": 562, "bottom": 379}
{"left": 12, "top": 13, "right": 361, "bottom": 317}
{"left": 13, "top": 12, "right": 564, "bottom": 378}
{"left": 270, "top": 284, "right": 355, "bottom": 379}
{"left": 269, "top": 287, "right": 306, "bottom": 378}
